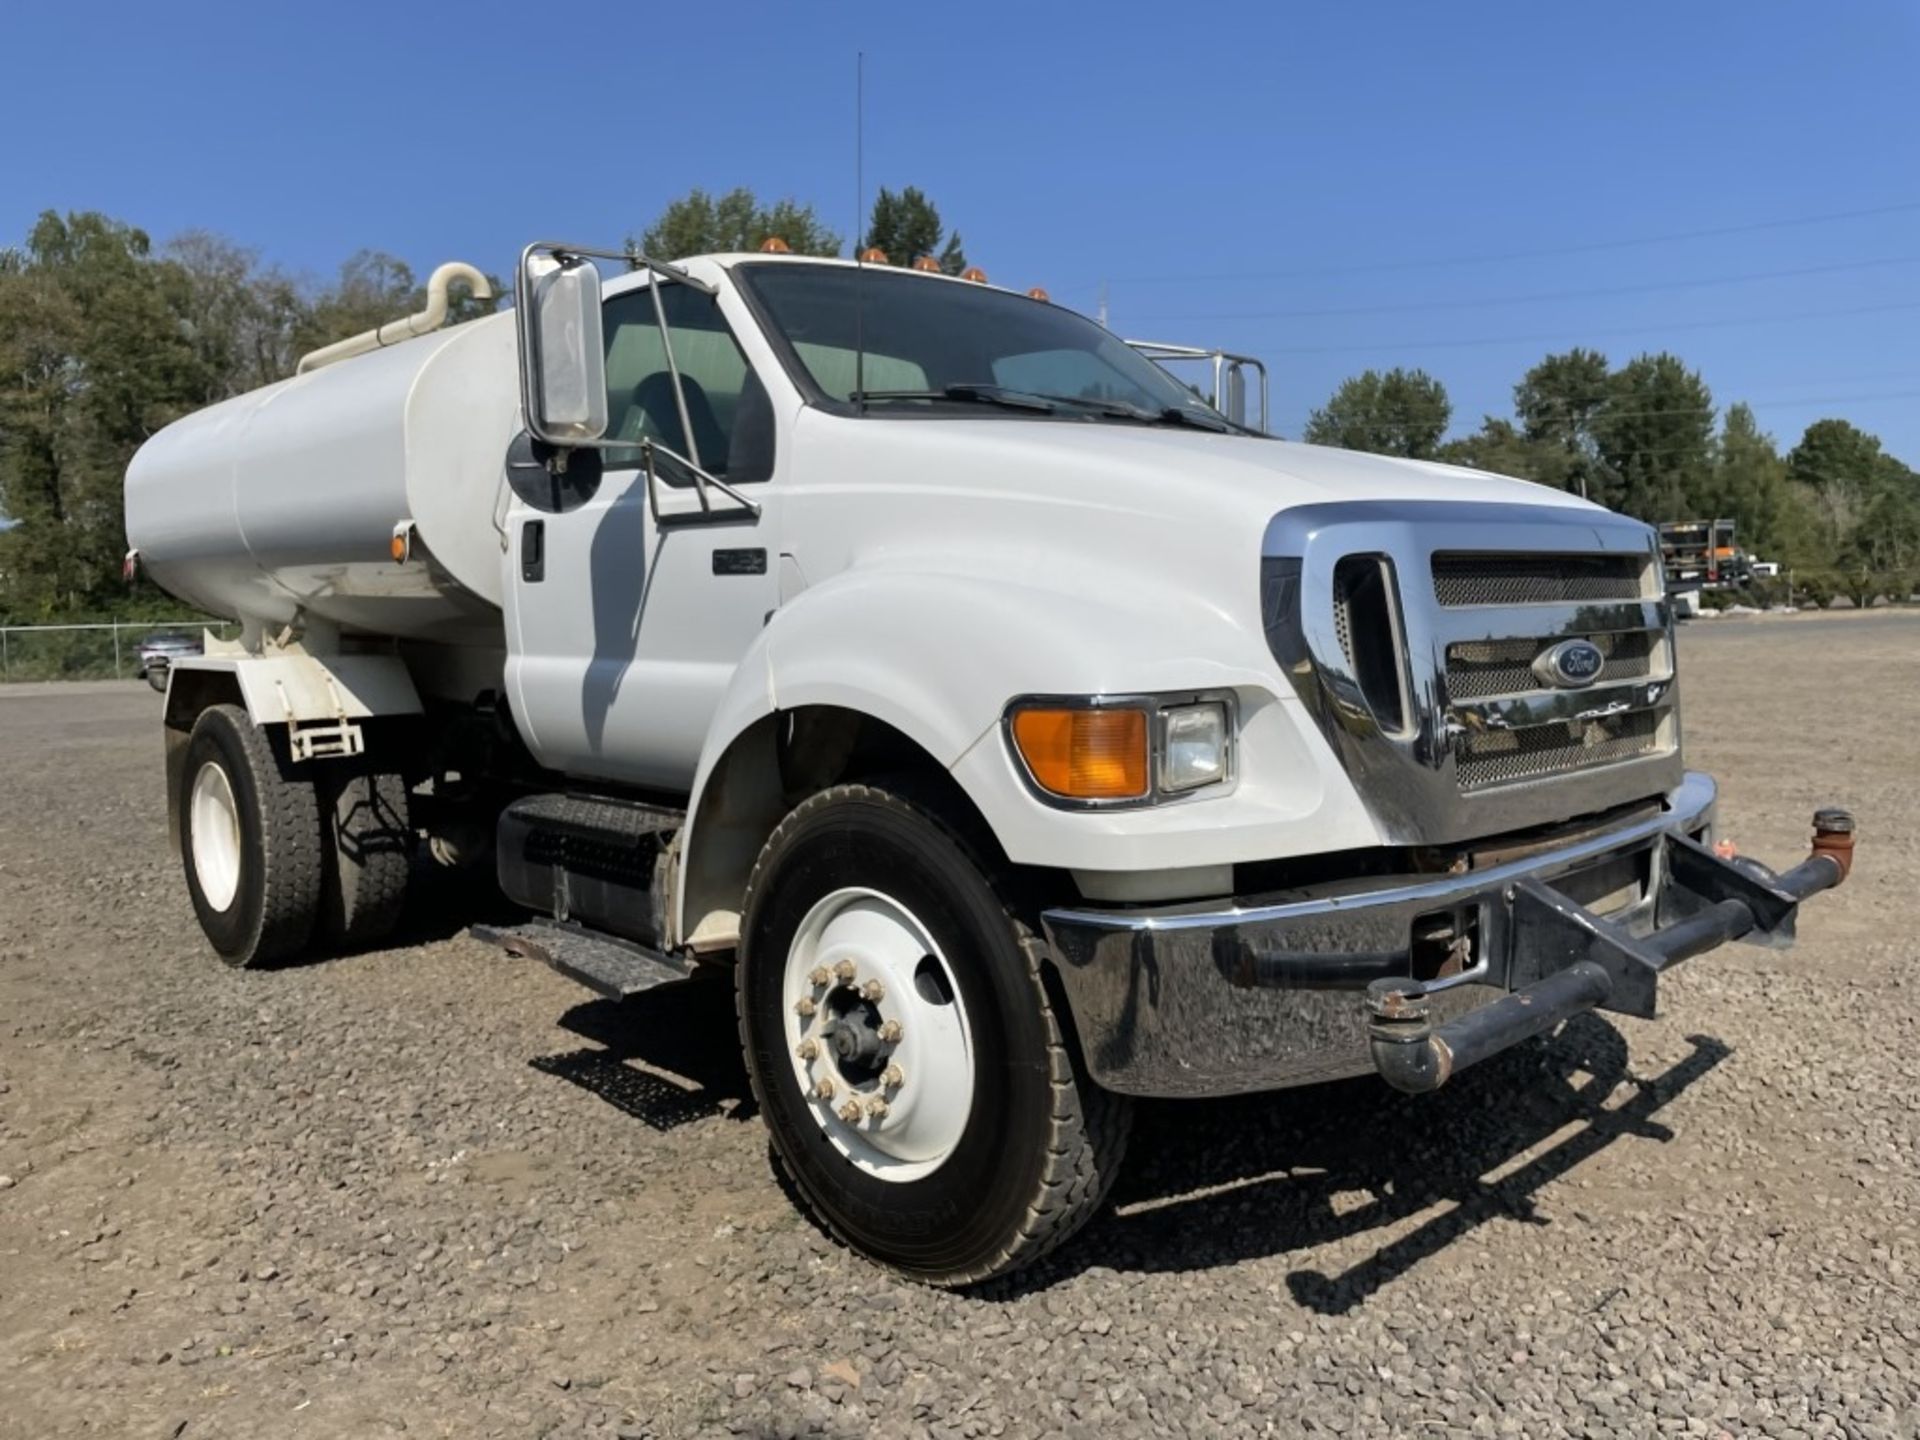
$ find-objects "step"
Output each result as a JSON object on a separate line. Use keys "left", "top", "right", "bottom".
{"left": 472, "top": 919, "right": 695, "bottom": 1001}
{"left": 506, "top": 792, "right": 683, "bottom": 843}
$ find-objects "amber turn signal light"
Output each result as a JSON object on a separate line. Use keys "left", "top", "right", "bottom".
{"left": 1010, "top": 707, "right": 1150, "bottom": 801}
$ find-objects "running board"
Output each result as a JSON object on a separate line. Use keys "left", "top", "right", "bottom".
{"left": 472, "top": 919, "right": 695, "bottom": 1001}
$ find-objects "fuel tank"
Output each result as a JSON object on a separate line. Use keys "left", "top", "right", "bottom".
{"left": 125, "top": 312, "right": 519, "bottom": 643}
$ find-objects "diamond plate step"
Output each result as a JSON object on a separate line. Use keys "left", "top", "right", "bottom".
{"left": 472, "top": 919, "right": 694, "bottom": 1001}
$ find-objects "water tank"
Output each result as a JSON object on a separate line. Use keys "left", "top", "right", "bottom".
{"left": 125, "top": 312, "right": 519, "bottom": 643}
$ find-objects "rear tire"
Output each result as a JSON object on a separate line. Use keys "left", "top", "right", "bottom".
{"left": 179, "top": 705, "right": 323, "bottom": 967}
{"left": 320, "top": 768, "right": 412, "bottom": 947}
{"left": 737, "top": 782, "right": 1130, "bottom": 1285}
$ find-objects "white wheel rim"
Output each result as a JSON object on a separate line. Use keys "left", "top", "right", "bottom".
{"left": 189, "top": 760, "right": 243, "bottom": 912}
{"left": 783, "top": 887, "right": 975, "bottom": 1183}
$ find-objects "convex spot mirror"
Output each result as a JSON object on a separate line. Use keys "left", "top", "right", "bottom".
{"left": 518, "top": 251, "right": 607, "bottom": 447}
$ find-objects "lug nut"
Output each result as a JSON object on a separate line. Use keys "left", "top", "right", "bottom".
{"left": 812, "top": 1077, "right": 836, "bottom": 1100}
{"left": 837, "top": 1099, "right": 865, "bottom": 1124}
{"left": 808, "top": 966, "right": 830, "bottom": 988}
{"left": 861, "top": 979, "right": 885, "bottom": 1003}
{"left": 882, "top": 1063, "right": 904, "bottom": 1089}
{"left": 796, "top": 1039, "right": 818, "bottom": 1061}
{"left": 865, "top": 1096, "right": 890, "bottom": 1120}
{"left": 833, "top": 958, "right": 858, "bottom": 983}
{"left": 877, "top": 1019, "right": 903, "bottom": 1044}
{"left": 794, "top": 996, "right": 816, "bottom": 1018}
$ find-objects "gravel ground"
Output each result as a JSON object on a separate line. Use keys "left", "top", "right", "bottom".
{"left": 1, "top": 613, "right": 1916, "bottom": 1440}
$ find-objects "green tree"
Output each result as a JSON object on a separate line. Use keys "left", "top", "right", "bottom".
{"left": 1303, "top": 368, "right": 1450, "bottom": 459}
{"left": 167, "top": 230, "right": 306, "bottom": 399}
{"left": 1513, "top": 348, "right": 1611, "bottom": 498}
{"left": 0, "top": 212, "right": 211, "bottom": 614}
{"left": 864, "top": 186, "right": 966, "bottom": 273}
{"left": 1590, "top": 352, "right": 1714, "bottom": 520}
{"left": 1700, "top": 403, "right": 1791, "bottom": 556}
{"left": 1788, "top": 418, "right": 1920, "bottom": 581}
{"left": 635, "top": 187, "right": 841, "bottom": 260}
{"left": 1788, "top": 417, "right": 1890, "bottom": 493}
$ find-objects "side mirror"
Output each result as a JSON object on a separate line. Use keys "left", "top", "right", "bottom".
{"left": 516, "top": 248, "right": 607, "bottom": 446}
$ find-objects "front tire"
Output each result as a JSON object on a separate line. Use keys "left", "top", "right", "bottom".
{"left": 737, "top": 783, "right": 1129, "bottom": 1285}
{"left": 179, "top": 705, "right": 323, "bottom": 967}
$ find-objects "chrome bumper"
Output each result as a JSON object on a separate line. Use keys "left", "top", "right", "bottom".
{"left": 1041, "top": 773, "right": 1723, "bottom": 1098}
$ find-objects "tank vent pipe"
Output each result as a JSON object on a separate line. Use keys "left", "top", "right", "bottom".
{"left": 295, "top": 261, "right": 494, "bottom": 374}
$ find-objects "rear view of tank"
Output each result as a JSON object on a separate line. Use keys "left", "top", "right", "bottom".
{"left": 126, "top": 269, "right": 515, "bottom": 647}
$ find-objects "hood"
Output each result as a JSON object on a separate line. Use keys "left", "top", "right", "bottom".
{"left": 802, "top": 413, "right": 1601, "bottom": 531}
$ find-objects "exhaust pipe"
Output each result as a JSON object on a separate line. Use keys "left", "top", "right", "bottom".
{"left": 295, "top": 261, "right": 494, "bottom": 374}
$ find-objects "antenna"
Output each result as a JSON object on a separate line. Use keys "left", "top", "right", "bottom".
{"left": 854, "top": 50, "right": 867, "bottom": 413}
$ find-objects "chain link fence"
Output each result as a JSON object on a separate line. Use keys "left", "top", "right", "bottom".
{"left": 0, "top": 620, "right": 239, "bottom": 683}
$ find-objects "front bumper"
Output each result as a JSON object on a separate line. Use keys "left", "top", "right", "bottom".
{"left": 1041, "top": 774, "right": 1854, "bottom": 1098}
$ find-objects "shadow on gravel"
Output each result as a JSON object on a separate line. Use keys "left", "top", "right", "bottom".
{"left": 530, "top": 973, "right": 758, "bottom": 1132}
{"left": 990, "top": 1015, "right": 1731, "bottom": 1307}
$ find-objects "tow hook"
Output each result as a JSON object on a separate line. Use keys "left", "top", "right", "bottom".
{"left": 1367, "top": 807, "right": 1855, "bottom": 1095}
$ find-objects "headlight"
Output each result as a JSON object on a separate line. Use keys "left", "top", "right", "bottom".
{"left": 1160, "top": 701, "right": 1229, "bottom": 793}
{"left": 1005, "top": 694, "right": 1234, "bottom": 807}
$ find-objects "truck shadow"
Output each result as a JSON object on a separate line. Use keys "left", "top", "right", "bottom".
{"left": 529, "top": 972, "right": 758, "bottom": 1132}
{"left": 524, "top": 978, "right": 1729, "bottom": 1309}
{"left": 998, "top": 1015, "right": 1730, "bottom": 1309}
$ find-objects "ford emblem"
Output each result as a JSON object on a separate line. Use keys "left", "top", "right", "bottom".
{"left": 1533, "top": 638, "right": 1606, "bottom": 689}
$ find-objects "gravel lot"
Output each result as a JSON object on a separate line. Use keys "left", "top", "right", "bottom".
{"left": 2, "top": 613, "right": 1917, "bottom": 1439}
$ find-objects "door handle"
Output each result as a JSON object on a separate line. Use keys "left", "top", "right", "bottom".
{"left": 521, "top": 519, "right": 545, "bottom": 583}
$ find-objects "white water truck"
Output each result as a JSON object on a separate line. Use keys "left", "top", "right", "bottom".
{"left": 124, "top": 243, "right": 1855, "bottom": 1284}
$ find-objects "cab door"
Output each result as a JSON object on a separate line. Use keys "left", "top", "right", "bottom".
{"left": 503, "top": 276, "right": 780, "bottom": 790}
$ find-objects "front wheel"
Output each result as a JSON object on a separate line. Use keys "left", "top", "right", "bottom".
{"left": 737, "top": 783, "right": 1129, "bottom": 1285}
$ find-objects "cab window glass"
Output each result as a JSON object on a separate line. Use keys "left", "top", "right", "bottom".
{"left": 601, "top": 284, "right": 774, "bottom": 482}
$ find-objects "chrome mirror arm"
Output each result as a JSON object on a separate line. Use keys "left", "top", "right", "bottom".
{"left": 641, "top": 439, "right": 762, "bottom": 525}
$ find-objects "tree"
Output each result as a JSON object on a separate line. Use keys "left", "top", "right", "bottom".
{"left": 1788, "top": 418, "right": 1920, "bottom": 579}
{"left": 1702, "top": 404, "right": 1792, "bottom": 557}
{"left": 167, "top": 230, "right": 306, "bottom": 399}
{"left": 864, "top": 186, "right": 966, "bottom": 274}
{"left": 0, "top": 212, "right": 211, "bottom": 614}
{"left": 635, "top": 187, "right": 841, "bottom": 260}
{"left": 1589, "top": 352, "right": 1714, "bottom": 520}
{"left": 1788, "top": 417, "right": 1889, "bottom": 494}
{"left": 1303, "top": 368, "right": 1450, "bottom": 459}
{"left": 1513, "top": 348, "right": 1610, "bottom": 498}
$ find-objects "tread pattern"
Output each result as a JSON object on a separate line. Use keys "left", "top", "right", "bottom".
{"left": 736, "top": 782, "right": 1132, "bottom": 1286}
{"left": 192, "top": 705, "right": 324, "bottom": 967}
{"left": 321, "top": 769, "right": 412, "bottom": 948}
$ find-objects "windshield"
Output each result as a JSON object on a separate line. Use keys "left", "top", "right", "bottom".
{"left": 736, "top": 262, "right": 1235, "bottom": 425}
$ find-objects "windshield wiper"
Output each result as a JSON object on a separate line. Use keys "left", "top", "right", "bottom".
{"left": 1019, "top": 392, "right": 1243, "bottom": 434}
{"left": 849, "top": 384, "right": 1059, "bottom": 413}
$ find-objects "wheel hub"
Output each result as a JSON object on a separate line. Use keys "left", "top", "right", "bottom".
{"left": 782, "top": 887, "right": 975, "bottom": 1182}
{"left": 819, "top": 987, "right": 888, "bottom": 1081}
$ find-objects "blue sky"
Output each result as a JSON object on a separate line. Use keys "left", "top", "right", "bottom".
{"left": 4, "top": 1, "right": 1917, "bottom": 461}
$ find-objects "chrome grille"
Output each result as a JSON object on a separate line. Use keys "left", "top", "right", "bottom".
{"left": 1432, "top": 552, "right": 1645, "bottom": 607}
{"left": 1457, "top": 709, "right": 1666, "bottom": 791}
{"left": 1445, "top": 631, "right": 1660, "bottom": 700}
{"left": 1261, "top": 500, "right": 1684, "bottom": 845}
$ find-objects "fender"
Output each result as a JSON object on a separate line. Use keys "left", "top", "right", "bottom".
{"left": 671, "top": 562, "right": 1365, "bottom": 948}
{"left": 164, "top": 649, "right": 422, "bottom": 754}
